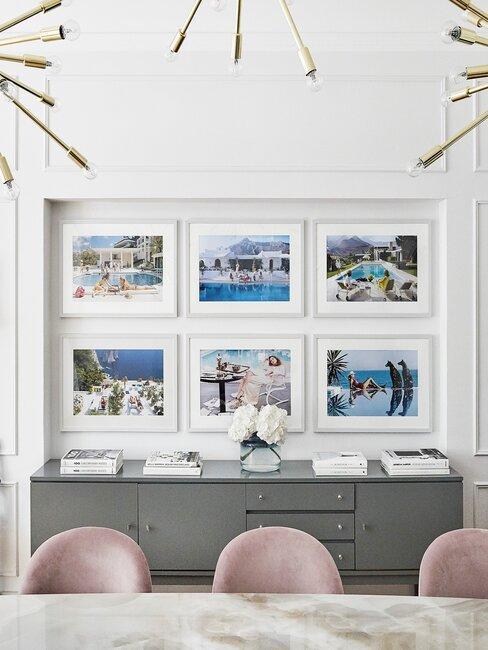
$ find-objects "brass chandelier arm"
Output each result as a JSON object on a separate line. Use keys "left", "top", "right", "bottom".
{"left": 169, "top": 0, "right": 205, "bottom": 54}
{"left": 0, "top": 154, "right": 14, "bottom": 183}
{"left": 448, "top": 0, "right": 488, "bottom": 24}
{"left": 453, "top": 26, "right": 488, "bottom": 45}
{"left": 0, "top": 25, "right": 63, "bottom": 48}
{"left": 465, "top": 64, "right": 488, "bottom": 78}
{"left": 276, "top": 0, "right": 317, "bottom": 75}
{"left": 232, "top": 0, "right": 243, "bottom": 62}
{"left": 0, "top": 52, "right": 48, "bottom": 68}
{"left": 0, "top": 69, "right": 56, "bottom": 106}
{"left": 0, "top": 0, "right": 63, "bottom": 35}
{"left": 2, "top": 90, "right": 89, "bottom": 169}
{"left": 449, "top": 81, "right": 488, "bottom": 101}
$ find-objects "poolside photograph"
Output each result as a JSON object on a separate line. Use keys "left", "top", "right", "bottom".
{"left": 188, "top": 222, "right": 304, "bottom": 316}
{"left": 61, "top": 222, "right": 177, "bottom": 317}
{"left": 315, "top": 223, "right": 430, "bottom": 317}
{"left": 62, "top": 335, "right": 178, "bottom": 432}
{"left": 315, "top": 337, "right": 431, "bottom": 432}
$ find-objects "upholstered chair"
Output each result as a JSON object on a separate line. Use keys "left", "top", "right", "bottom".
{"left": 212, "top": 526, "right": 344, "bottom": 594}
{"left": 21, "top": 527, "right": 152, "bottom": 594}
{"left": 419, "top": 528, "right": 488, "bottom": 599}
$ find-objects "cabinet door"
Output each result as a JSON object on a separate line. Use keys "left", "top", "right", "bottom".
{"left": 31, "top": 483, "right": 138, "bottom": 553}
{"left": 355, "top": 482, "right": 463, "bottom": 571}
{"left": 139, "top": 484, "right": 246, "bottom": 571}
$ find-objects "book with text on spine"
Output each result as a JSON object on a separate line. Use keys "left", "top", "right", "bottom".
{"left": 145, "top": 451, "right": 201, "bottom": 467}
{"left": 143, "top": 465, "right": 202, "bottom": 476}
{"left": 312, "top": 452, "right": 367, "bottom": 468}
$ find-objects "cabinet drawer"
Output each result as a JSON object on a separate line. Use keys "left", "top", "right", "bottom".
{"left": 324, "top": 542, "right": 355, "bottom": 571}
{"left": 247, "top": 513, "right": 354, "bottom": 540}
{"left": 246, "top": 484, "right": 354, "bottom": 511}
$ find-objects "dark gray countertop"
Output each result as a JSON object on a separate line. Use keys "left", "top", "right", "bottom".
{"left": 31, "top": 460, "right": 463, "bottom": 484}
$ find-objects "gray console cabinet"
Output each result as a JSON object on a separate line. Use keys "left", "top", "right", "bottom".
{"left": 31, "top": 460, "right": 463, "bottom": 585}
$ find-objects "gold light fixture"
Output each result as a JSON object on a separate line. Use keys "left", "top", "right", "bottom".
{"left": 0, "top": 0, "right": 96, "bottom": 201}
{"left": 408, "top": 0, "right": 488, "bottom": 176}
{"left": 164, "top": 0, "right": 324, "bottom": 92}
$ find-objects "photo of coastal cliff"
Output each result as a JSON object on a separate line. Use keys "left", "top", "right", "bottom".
{"left": 198, "top": 235, "right": 290, "bottom": 302}
{"left": 326, "top": 348, "right": 419, "bottom": 418}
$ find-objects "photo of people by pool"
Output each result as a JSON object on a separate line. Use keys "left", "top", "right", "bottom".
{"left": 199, "top": 235, "right": 290, "bottom": 302}
{"left": 327, "top": 348, "right": 419, "bottom": 418}
{"left": 327, "top": 234, "right": 418, "bottom": 303}
{"left": 199, "top": 348, "right": 291, "bottom": 416}
{"left": 72, "top": 235, "right": 164, "bottom": 302}
{"left": 72, "top": 348, "right": 165, "bottom": 417}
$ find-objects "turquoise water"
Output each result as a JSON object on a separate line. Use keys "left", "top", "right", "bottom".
{"left": 94, "top": 349, "right": 164, "bottom": 380}
{"left": 200, "top": 282, "right": 290, "bottom": 302}
{"left": 74, "top": 272, "right": 162, "bottom": 287}
{"left": 338, "top": 263, "right": 402, "bottom": 281}
{"left": 328, "top": 387, "right": 418, "bottom": 417}
{"left": 336, "top": 369, "right": 418, "bottom": 389}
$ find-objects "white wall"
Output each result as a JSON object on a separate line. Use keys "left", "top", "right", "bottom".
{"left": 1, "top": 0, "right": 487, "bottom": 591}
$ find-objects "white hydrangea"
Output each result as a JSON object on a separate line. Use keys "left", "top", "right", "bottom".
{"left": 256, "top": 404, "right": 287, "bottom": 445}
{"left": 228, "top": 404, "right": 259, "bottom": 443}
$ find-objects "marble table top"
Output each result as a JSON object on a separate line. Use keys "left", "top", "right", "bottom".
{"left": 0, "top": 592, "right": 487, "bottom": 649}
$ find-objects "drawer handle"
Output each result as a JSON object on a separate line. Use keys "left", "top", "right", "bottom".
{"left": 362, "top": 523, "right": 368, "bottom": 531}
{"left": 258, "top": 494, "right": 264, "bottom": 501}
{"left": 337, "top": 494, "right": 343, "bottom": 501}
{"left": 259, "top": 524, "right": 263, "bottom": 528}
{"left": 337, "top": 524, "right": 343, "bottom": 531}
{"left": 145, "top": 523, "right": 151, "bottom": 533}
{"left": 337, "top": 554, "right": 344, "bottom": 561}
{"left": 126, "top": 524, "right": 134, "bottom": 532}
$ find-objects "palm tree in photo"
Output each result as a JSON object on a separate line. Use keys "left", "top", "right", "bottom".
{"left": 327, "top": 393, "right": 350, "bottom": 417}
{"left": 327, "top": 349, "right": 349, "bottom": 386}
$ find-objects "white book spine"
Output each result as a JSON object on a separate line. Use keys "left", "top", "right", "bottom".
{"left": 143, "top": 467, "right": 202, "bottom": 476}
{"left": 381, "top": 464, "right": 449, "bottom": 475}
{"left": 313, "top": 461, "right": 367, "bottom": 468}
{"left": 381, "top": 457, "right": 449, "bottom": 469}
{"left": 60, "top": 467, "right": 121, "bottom": 475}
{"left": 61, "top": 459, "right": 120, "bottom": 468}
{"left": 313, "top": 468, "right": 367, "bottom": 476}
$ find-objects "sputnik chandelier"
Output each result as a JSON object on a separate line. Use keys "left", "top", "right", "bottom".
{"left": 164, "top": 0, "right": 324, "bottom": 92}
{"left": 0, "top": 0, "right": 96, "bottom": 201}
{"left": 408, "top": 0, "right": 488, "bottom": 176}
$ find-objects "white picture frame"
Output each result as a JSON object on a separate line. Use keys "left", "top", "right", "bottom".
{"left": 314, "top": 222, "right": 431, "bottom": 317}
{"left": 61, "top": 334, "right": 178, "bottom": 432}
{"left": 188, "top": 334, "right": 305, "bottom": 432}
{"left": 315, "top": 336, "right": 432, "bottom": 433}
{"left": 61, "top": 221, "right": 177, "bottom": 317}
{"left": 187, "top": 220, "right": 304, "bottom": 317}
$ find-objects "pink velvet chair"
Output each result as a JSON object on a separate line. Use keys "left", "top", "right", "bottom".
{"left": 419, "top": 528, "right": 488, "bottom": 599}
{"left": 212, "top": 527, "right": 344, "bottom": 594}
{"left": 21, "top": 527, "right": 152, "bottom": 594}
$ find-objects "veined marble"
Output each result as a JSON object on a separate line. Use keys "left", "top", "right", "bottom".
{"left": 0, "top": 593, "right": 487, "bottom": 649}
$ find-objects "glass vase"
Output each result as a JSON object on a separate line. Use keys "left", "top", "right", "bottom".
{"left": 240, "top": 434, "right": 281, "bottom": 473}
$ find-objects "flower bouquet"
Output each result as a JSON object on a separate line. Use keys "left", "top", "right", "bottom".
{"left": 228, "top": 403, "right": 287, "bottom": 472}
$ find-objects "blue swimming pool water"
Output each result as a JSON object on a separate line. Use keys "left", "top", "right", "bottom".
{"left": 336, "top": 369, "right": 419, "bottom": 389}
{"left": 338, "top": 263, "right": 401, "bottom": 281}
{"left": 327, "top": 387, "right": 419, "bottom": 417}
{"left": 200, "top": 282, "right": 290, "bottom": 302}
{"left": 74, "top": 272, "right": 162, "bottom": 287}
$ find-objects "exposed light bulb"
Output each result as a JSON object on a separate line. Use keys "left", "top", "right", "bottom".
{"left": 46, "top": 56, "right": 62, "bottom": 75}
{"left": 406, "top": 158, "right": 426, "bottom": 177}
{"left": 60, "top": 19, "right": 81, "bottom": 41}
{"left": 449, "top": 68, "right": 467, "bottom": 87}
{"left": 229, "top": 58, "right": 244, "bottom": 77}
{"left": 164, "top": 49, "right": 178, "bottom": 63}
{"left": 440, "top": 91, "right": 453, "bottom": 107}
{"left": 0, "top": 80, "right": 13, "bottom": 98}
{"left": 82, "top": 162, "right": 97, "bottom": 180}
{"left": 210, "top": 0, "right": 227, "bottom": 11}
{"left": 3, "top": 180, "right": 20, "bottom": 201}
{"left": 441, "top": 21, "right": 461, "bottom": 44}
{"left": 307, "top": 70, "right": 324, "bottom": 93}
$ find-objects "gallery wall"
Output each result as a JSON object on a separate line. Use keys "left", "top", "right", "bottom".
{"left": 0, "top": 0, "right": 487, "bottom": 591}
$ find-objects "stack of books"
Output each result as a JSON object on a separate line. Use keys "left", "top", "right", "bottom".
{"left": 381, "top": 449, "right": 450, "bottom": 476}
{"left": 312, "top": 452, "right": 368, "bottom": 476}
{"left": 143, "top": 451, "right": 202, "bottom": 476}
{"left": 60, "top": 449, "right": 123, "bottom": 475}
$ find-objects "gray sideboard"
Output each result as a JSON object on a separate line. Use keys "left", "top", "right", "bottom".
{"left": 30, "top": 460, "right": 463, "bottom": 587}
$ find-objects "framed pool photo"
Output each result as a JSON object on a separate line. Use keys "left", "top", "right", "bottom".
{"left": 61, "top": 334, "right": 177, "bottom": 432}
{"left": 315, "top": 336, "right": 432, "bottom": 433}
{"left": 314, "top": 222, "right": 431, "bottom": 317}
{"left": 186, "top": 221, "right": 304, "bottom": 317}
{"left": 61, "top": 221, "right": 177, "bottom": 317}
{"left": 187, "top": 334, "right": 305, "bottom": 432}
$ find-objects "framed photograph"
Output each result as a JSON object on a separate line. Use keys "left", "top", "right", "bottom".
{"left": 61, "top": 335, "right": 177, "bottom": 432}
{"left": 188, "top": 335, "right": 305, "bottom": 432}
{"left": 61, "top": 222, "right": 177, "bottom": 317}
{"left": 315, "top": 336, "right": 431, "bottom": 432}
{"left": 187, "top": 221, "right": 304, "bottom": 317}
{"left": 314, "top": 222, "right": 430, "bottom": 317}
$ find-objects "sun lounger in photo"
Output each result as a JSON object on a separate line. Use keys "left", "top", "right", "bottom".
{"left": 335, "top": 281, "right": 363, "bottom": 302}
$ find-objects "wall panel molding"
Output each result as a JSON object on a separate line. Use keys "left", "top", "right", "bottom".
{"left": 0, "top": 483, "right": 18, "bottom": 577}
{"left": 474, "top": 482, "right": 488, "bottom": 528}
{"left": 474, "top": 202, "right": 488, "bottom": 455}
{"left": 44, "top": 74, "right": 446, "bottom": 174}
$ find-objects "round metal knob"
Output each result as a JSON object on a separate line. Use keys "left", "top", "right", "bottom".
{"left": 259, "top": 524, "right": 263, "bottom": 528}
{"left": 362, "top": 523, "right": 368, "bottom": 531}
{"left": 337, "top": 524, "right": 343, "bottom": 531}
{"left": 126, "top": 524, "right": 133, "bottom": 532}
{"left": 338, "top": 554, "right": 344, "bottom": 561}
{"left": 258, "top": 494, "right": 264, "bottom": 500}
{"left": 337, "top": 494, "right": 343, "bottom": 501}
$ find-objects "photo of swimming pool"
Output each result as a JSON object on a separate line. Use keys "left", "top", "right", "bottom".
{"left": 199, "top": 282, "right": 290, "bottom": 302}
{"left": 74, "top": 272, "right": 162, "bottom": 288}
{"left": 338, "top": 263, "right": 403, "bottom": 282}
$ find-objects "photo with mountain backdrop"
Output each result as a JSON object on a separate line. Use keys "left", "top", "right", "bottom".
{"left": 326, "top": 234, "right": 418, "bottom": 303}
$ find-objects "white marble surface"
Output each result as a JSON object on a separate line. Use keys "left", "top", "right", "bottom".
{"left": 0, "top": 593, "right": 487, "bottom": 649}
